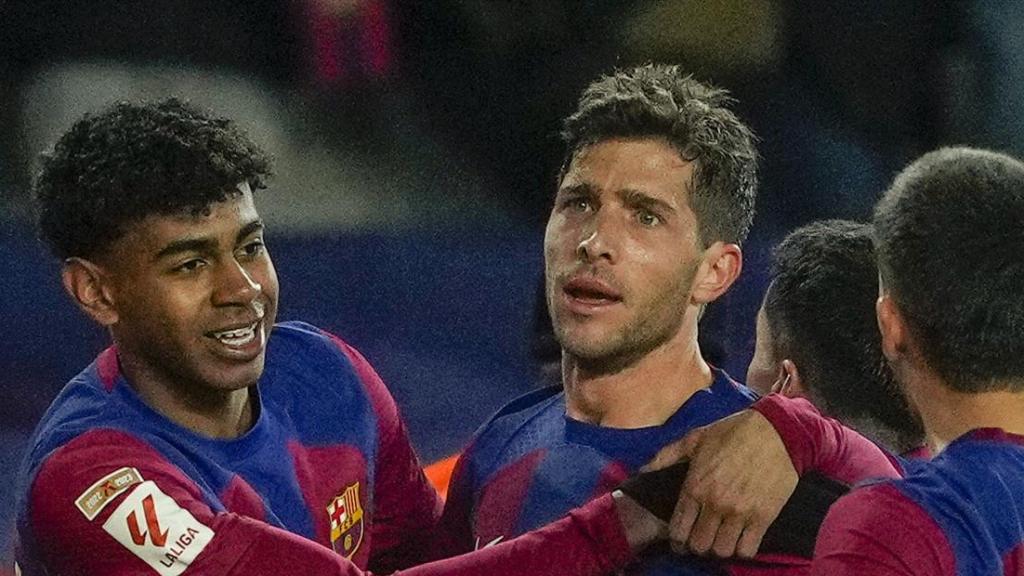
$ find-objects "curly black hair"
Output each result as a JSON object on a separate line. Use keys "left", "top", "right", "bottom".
{"left": 765, "top": 220, "right": 924, "bottom": 451}
{"left": 874, "top": 147, "right": 1024, "bottom": 393}
{"left": 35, "top": 98, "right": 273, "bottom": 259}
{"left": 560, "top": 63, "right": 758, "bottom": 246}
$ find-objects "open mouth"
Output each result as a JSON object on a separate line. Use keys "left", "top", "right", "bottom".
{"left": 208, "top": 321, "right": 260, "bottom": 348}
{"left": 563, "top": 277, "right": 623, "bottom": 305}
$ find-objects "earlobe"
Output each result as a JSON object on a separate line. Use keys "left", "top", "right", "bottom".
{"left": 692, "top": 242, "right": 742, "bottom": 304}
{"left": 62, "top": 258, "right": 119, "bottom": 326}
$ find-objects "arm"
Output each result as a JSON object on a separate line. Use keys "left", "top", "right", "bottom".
{"left": 21, "top": 430, "right": 660, "bottom": 576}
{"left": 811, "top": 484, "right": 955, "bottom": 576}
{"left": 643, "top": 400, "right": 899, "bottom": 559}
{"left": 431, "top": 450, "right": 478, "bottom": 559}
{"left": 751, "top": 394, "right": 900, "bottom": 483}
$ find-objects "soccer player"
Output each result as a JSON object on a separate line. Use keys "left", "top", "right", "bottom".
{"left": 435, "top": 64, "right": 893, "bottom": 575}
{"left": 14, "top": 99, "right": 667, "bottom": 575}
{"left": 746, "top": 219, "right": 926, "bottom": 456}
{"left": 653, "top": 147, "right": 1024, "bottom": 575}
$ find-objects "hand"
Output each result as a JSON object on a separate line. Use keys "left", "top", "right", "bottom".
{"left": 610, "top": 490, "right": 669, "bottom": 554}
{"left": 642, "top": 409, "right": 797, "bottom": 559}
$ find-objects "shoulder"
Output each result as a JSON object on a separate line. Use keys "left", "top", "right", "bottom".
{"left": 474, "top": 386, "right": 564, "bottom": 447}
{"left": 459, "top": 386, "right": 564, "bottom": 483}
{"left": 263, "top": 321, "right": 381, "bottom": 402}
{"left": 21, "top": 354, "right": 131, "bottom": 488}
{"left": 813, "top": 482, "right": 955, "bottom": 575}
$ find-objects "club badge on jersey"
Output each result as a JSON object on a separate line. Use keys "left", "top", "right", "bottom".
{"left": 327, "top": 482, "right": 364, "bottom": 559}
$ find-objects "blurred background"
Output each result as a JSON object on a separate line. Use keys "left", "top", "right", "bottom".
{"left": 2, "top": 0, "right": 1023, "bottom": 568}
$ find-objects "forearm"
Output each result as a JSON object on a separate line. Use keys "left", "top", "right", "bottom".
{"left": 751, "top": 395, "right": 899, "bottom": 483}
{"left": 398, "top": 493, "right": 650, "bottom": 576}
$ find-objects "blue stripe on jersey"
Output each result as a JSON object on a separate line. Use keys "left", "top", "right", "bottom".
{"left": 19, "top": 321, "right": 380, "bottom": 542}
{"left": 891, "top": 430, "right": 1024, "bottom": 576}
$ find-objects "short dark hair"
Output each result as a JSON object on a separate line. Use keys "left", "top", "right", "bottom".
{"left": 874, "top": 147, "right": 1024, "bottom": 393}
{"left": 560, "top": 63, "right": 758, "bottom": 246}
{"left": 35, "top": 98, "right": 273, "bottom": 259}
{"left": 765, "top": 220, "right": 923, "bottom": 450}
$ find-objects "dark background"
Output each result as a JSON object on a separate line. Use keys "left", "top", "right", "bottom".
{"left": 3, "top": 0, "right": 1024, "bottom": 566}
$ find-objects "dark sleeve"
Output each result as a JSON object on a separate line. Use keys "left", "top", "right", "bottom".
{"left": 811, "top": 484, "right": 956, "bottom": 576}
{"left": 331, "top": 338, "right": 445, "bottom": 571}
{"left": 431, "top": 450, "right": 479, "bottom": 559}
{"left": 22, "top": 429, "right": 636, "bottom": 576}
{"left": 751, "top": 394, "right": 901, "bottom": 483}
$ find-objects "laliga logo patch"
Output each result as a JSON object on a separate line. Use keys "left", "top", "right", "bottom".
{"left": 327, "top": 483, "right": 364, "bottom": 559}
{"left": 102, "top": 481, "right": 214, "bottom": 576}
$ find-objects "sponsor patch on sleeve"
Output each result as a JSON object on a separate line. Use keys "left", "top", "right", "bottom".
{"left": 75, "top": 467, "right": 143, "bottom": 521}
{"left": 102, "top": 481, "right": 214, "bottom": 576}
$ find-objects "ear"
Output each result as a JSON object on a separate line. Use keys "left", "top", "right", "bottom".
{"left": 876, "top": 292, "right": 907, "bottom": 363}
{"left": 691, "top": 242, "right": 742, "bottom": 305}
{"left": 774, "top": 359, "right": 806, "bottom": 398}
{"left": 61, "top": 258, "right": 119, "bottom": 326}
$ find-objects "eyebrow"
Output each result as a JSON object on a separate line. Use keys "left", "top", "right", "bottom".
{"left": 152, "top": 218, "right": 264, "bottom": 262}
{"left": 556, "top": 182, "right": 593, "bottom": 197}
{"left": 620, "top": 188, "right": 677, "bottom": 215}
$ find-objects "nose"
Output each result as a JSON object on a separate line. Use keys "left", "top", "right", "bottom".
{"left": 213, "top": 260, "right": 262, "bottom": 307}
{"left": 576, "top": 212, "right": 616, "bottom": 263}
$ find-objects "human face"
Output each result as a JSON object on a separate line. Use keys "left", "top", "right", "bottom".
{"left": 100, "top": 184, "right": 278, "bottom": 396}
{"left": 544, "top": 138, "right": 704, "bottom": 369}
{"left": 747, "top": 303, "right": 778, "bottom": 395}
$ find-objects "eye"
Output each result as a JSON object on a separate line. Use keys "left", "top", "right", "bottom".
{"left": 174, "top": 259, "right": 206, "bottom": 273}
{"left": 637, "top": 209, "right": 662, "bottom": 227}
{"left": 561, "top": 196, "right": 592, "bottom": 213}
{"left": 239, "top": 239, "right": 266, "bottom": 259}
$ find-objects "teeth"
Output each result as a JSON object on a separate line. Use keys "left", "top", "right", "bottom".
{"left": 212, "top": 324, "right": 257, "bottom": 346}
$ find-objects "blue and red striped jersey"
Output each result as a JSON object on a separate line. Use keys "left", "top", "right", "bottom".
{"left": 440, "top": 369, "right": 815, "bottom": 575}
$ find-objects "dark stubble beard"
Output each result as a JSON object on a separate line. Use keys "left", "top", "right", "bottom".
{"left": 552, "top": 261, "right": 699, "bottom": 377}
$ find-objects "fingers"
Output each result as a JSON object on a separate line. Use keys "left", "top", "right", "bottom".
{"left": 670, "top": 500, "right": 749, "bottom": 559}
{"left": 709, "top": 516, "right": 746, "bottom": 558}
{"left": 686, "top": 505, "right": 722, "bottom": 556}
{"left": 668, "top": 492, "right": 701, "bottom": 554}
{"left": 734, "top": 516, "right": 768, "bottom": 559}
{"left": 643, "top": 428, "right": 702, "bottom": 472}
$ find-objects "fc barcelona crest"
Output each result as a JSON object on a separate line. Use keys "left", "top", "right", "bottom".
{"left": 327, "top": 483, "right": 364, "bottom": 558}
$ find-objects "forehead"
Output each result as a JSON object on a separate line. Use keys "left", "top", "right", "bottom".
{"left": 563, "top": 138, "right": 693, "bottom": 194}
{"left": 112, "top": 187, "right": 260, "bottom": 256}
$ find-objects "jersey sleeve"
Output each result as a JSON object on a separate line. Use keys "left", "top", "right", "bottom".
{"left": 751, "top": 394, "right": 901, "bottom": 483}
{"left": 431, "top": 449, "right": 479, "bottom": 559}
{"left": 21, "top": 429, "right": 634, "bottom": 576}
{"left": 330, "top": 337, "right": 446, "bottom": 571}
{"left": 811, "top": 484, "right": 956, "bottom": 576}
{"left": 20, "top": 430, "right": 364, "bottom": 575}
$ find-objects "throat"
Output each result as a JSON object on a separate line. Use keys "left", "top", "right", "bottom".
{"left": 564, "top": 355, "right": 712, "bottom": 428}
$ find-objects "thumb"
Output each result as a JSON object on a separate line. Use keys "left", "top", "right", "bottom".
{"left": 641, "top": 428, "right": 702, "bottom": 472}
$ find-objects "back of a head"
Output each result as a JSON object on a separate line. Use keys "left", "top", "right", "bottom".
{"left": 560, "top": 63, "right": 758, "bottom": 247}
{"left": 765, "top": 220, "right": 924, "bottom": 450}
{"left": 874, "top": 147, "right": 1024, "bottom": 393}
{"left": 34, "top": 98, "right": 273, "bottom": 260}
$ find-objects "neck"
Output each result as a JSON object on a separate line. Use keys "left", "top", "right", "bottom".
{"left": 118, "top": 353, "right": 255, "bottom": 439}
{"left": 563, "top": 333, "right": 712, "bottom": 428}
{"left": 908, "top": 371, "right": 1024, "bottom": 453}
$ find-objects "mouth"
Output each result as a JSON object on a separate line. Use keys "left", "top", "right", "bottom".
{"left": 205, "top": 317, "right": 265, "bottom": 359}
{"left": 562, "top": 276, "right": 623, "bottom": 309}
{"left": 209, "top": 322, "right": 259, "bottom": 346}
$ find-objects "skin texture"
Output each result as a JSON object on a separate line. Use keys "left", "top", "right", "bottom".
{"left": 61, "top": 183, "right": 279, "bottom": 439}
{"left": 645, "top": 409, "right": 797, "bottom": 559}
{"left": 543, "top": 137, "right": 742, "bottom": 429}
{"left": 746, "top": 305, "right": 778, "bottom": 396}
